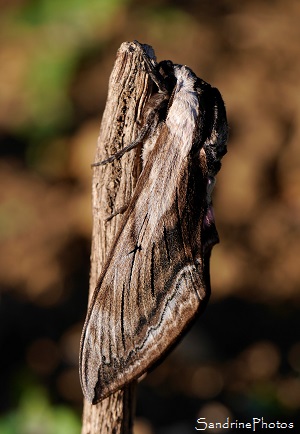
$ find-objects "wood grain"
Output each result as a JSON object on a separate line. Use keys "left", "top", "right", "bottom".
{"left": 81, "top": 41, "right": 155, "bottom": 434}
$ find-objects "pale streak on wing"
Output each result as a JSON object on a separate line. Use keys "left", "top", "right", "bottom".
{"left": 146, "top": 66, "right": 200, "bottom": 234}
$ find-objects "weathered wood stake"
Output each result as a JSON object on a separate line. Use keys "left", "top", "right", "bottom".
{"left": 81, "top": 41, "right": 155, "bottom": 434}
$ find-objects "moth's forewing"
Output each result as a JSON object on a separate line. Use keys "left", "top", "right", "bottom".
{"left": 80, "top": 63, "right": 227, "bottom": 404}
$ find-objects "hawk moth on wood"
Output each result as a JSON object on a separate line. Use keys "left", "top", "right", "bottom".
{"left": 80, "top": 41, "right": 228, "bottom": 404}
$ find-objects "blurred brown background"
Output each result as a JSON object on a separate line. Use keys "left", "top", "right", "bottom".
{"left": 0, "top": 0, "right": 299, "bottom": 433}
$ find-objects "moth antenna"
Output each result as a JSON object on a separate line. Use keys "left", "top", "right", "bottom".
{"left": 91, "top": 121, "right": 154, "bottom": 167}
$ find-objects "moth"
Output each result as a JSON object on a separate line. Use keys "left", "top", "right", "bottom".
{"left": 80, "top": 42, "right": 228, "bottom": 404}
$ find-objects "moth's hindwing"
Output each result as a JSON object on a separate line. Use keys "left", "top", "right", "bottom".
{"left": 80, "top": 61, "right": 228, "bottom": 404}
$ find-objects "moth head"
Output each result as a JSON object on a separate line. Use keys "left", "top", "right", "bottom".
{"left": 156, "top": 60, "right": 176, "bottom": 93}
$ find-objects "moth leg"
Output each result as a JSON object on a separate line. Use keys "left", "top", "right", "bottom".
{"left": 91, "top": 121, "right": 153, "bottom": 168}
{"left": 104, "top": 204, "right": 128, "bottom": 222}
{"left": 142, "top": 56, "right": 168, "bottom": 94}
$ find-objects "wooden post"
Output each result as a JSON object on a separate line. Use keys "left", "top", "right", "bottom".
{"left": 81, "top": 41, "right": 155, "bottom": 434}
